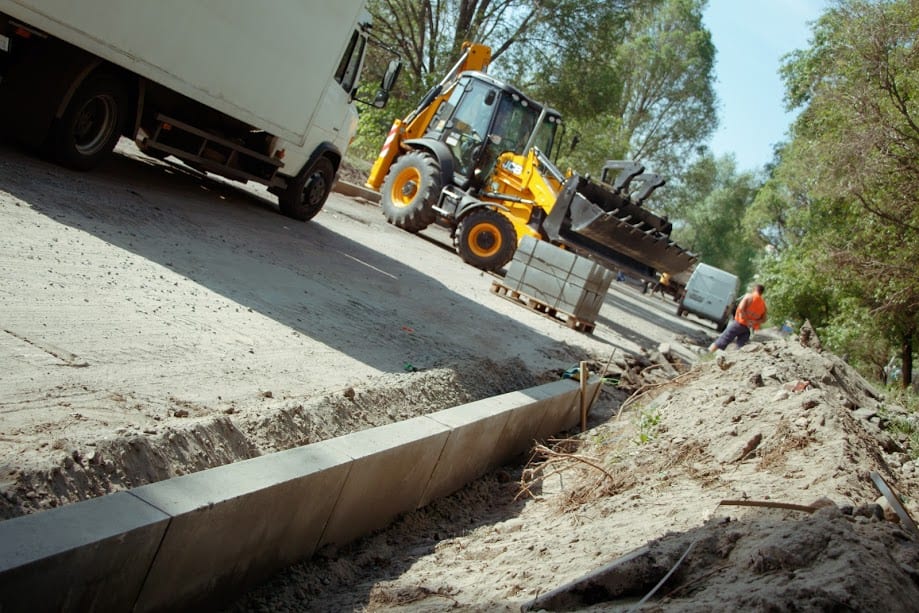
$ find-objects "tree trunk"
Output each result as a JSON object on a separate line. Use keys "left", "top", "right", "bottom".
{"left": 901, "top": 333, "right": 913, "bottom": 389}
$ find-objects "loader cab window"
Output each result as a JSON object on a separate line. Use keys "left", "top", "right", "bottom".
{"left": 489, "top": 95, "right": 538, "bottom": 156}
{"left": 426, "top": 84, "right": 464, "bottom": 140}
{"left": 435, "top": 77, "right": 497, "bottom": 177}
{"left": 531, "top": 114, "right": 560, "bottom": 158}
{"left": 486, "top": 94, "right": 559, "bottom": 161}
{"left": 335, "top": 30, "right": 367, "bottom": 95}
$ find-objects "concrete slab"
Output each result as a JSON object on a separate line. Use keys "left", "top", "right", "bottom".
{"left": 0, "top": 377, "right": 597, "bottom": 613}
{"left": 534, "top": 378, "right": 601, "bottom": 440}
{"left": 492, "top": 381, "right": 576, "bottom": 460}
{"left": 332, "top": 179, "right": 380, "bottom": 203}
{"left": 319, "top": 416, "right": 450, "bottom": 548}
{"left": 0, "top": 492, "right": 169, "bottom": 613}
{"left": 420, "top": 394, "right": 521, "bottom": 507}
{"left": 131, "top": 443, "right": 352, "bottom": 613}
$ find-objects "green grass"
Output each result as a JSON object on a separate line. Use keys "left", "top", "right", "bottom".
{"left": 633, "top": 407, "right": 662, "bottom": 445}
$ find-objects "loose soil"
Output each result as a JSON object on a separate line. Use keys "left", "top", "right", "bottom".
{"left": 224, "top": 338, "right": 919, "bottom": 612}
{"left": 2, "top": 142, "right": 918, "bottom": 611}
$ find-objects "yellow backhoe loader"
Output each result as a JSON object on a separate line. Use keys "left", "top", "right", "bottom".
{"left": 365, "top": 42, "right": 697, "bottom": 282}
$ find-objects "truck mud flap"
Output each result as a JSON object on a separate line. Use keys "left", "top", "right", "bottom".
{"left": 543, "top": 175, "right": 697, "bottom": 275}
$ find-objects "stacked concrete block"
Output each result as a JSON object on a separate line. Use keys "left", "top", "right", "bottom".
{"left": 505, "top": 236, "right": 613, "bottom": 323}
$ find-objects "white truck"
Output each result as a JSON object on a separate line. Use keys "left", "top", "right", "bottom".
{"left": 0, "top": 0, "right": 399, "bottom": 221}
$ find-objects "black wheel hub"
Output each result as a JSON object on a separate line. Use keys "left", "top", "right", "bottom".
{"left": 475, "top": 231, "right": 496, "bottom": 251}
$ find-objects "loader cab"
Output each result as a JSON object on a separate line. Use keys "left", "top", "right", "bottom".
{"left": 423, "top": 72, "right": 560, "bottom": 186}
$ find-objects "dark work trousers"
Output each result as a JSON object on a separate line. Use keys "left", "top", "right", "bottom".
{"left": 713, "top": 320, "right": 752, "bottom": 350}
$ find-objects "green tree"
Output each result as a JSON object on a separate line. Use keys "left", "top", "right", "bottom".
{"left": 354, "top": 0, "right": 716, "bottom": 180}
{"left": 771, "top": 0, "right": 919, "bottom": 386}
{"left": 534, "top": 0, "right": 717, "bottom": 178}
{"left": 351, "top": 0, "right": 619, "bottom": 160}
{"left": 666, "top": 153, "right": 760, "bottom": 288}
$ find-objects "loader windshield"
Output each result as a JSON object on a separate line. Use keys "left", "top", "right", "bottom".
{"left": 490, "top": 95, "right": 558, "bottom": 158}
{"left": 423, "top": 73, "right": 560, "bottom": 182}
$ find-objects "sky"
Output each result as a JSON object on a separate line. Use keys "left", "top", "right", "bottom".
{"left": 702, "top": 0, "right": 828, "bottom": 171}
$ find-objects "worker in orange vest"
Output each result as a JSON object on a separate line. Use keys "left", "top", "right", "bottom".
{"left": 709, "top": 284, "right": 767, "bottom": 352}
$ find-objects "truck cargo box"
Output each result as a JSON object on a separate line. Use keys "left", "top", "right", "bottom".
{"left": 0, "top": 0, "right": 364, "bottom": 144}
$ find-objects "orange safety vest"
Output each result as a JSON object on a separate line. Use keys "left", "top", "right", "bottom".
{"left": 735, "top": 293, "right": 766, "bottom": 329}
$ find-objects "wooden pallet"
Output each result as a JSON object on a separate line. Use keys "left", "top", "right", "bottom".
{"left": 490, "top": 281, "right": 596, "bottom": 334}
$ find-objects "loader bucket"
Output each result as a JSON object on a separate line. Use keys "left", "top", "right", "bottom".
{"left": 542, "top": 175, "right": 697, "bottom": 276}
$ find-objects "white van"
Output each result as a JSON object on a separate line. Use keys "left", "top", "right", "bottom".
{"left": 676, "top": 263, "right": 740, "bottom": 330}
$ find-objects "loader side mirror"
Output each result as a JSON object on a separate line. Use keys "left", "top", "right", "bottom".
{"left": 372, "top": 89, "right": 390, "bottom": 108}
{"left": 367, "top": 60, "right": 402, "bottom": 108}
{"left": 381, "top": 59, "right": 402, "bottom": 92}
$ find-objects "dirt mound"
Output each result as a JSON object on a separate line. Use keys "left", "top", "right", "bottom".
{"left": 227, "top": 336, "right": 919, "bottom": 611}
{"left": 529, "top": 506, "right": 919, "bottom": 611}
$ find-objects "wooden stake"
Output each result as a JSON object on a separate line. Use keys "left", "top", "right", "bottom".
{"left": 589, "top": 349, "right": 616, "bottom": 408}
{"left": 579, "top": 360, "right": 589, "bottom": 432}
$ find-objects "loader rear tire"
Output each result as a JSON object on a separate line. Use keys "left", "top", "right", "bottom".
{"left": 456, "top": 208, "right": 517, "bottom": 272}
{"left": 380, "top": 151, "right": 440, "bottom": 232}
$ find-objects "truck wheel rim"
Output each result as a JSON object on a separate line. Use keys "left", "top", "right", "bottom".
{"left": 305, "top": 171, "right": 328, "bottom": 205}
{"left": 391, "top": 167, "right": 420, "bottom": 207}
{"left": 74, "top": 95, "right": 117, "bottom": 155}
{"left": 468, "top": 223, "right": 501, "bottom": 257}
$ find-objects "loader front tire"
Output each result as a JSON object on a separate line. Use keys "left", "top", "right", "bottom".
{"left": 456, "top": 208, "right": 517, "bottom": 272}
{"left": 380, "top": 151, "right": 440, "bottom": 232}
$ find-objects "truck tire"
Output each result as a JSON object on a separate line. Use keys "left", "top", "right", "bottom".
{"left": 456, "top": 208, "right": 517, "bottom": 272}
{"left": 280, "top": 157, "right": 335, "bottom": 222}
{"left": 380, "top": 151, "right": 440, "bottom": 232}
{"left": 51, "top": 72, "right": 128, "bottom": 171}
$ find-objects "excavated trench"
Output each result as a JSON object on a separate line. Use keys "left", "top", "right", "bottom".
{"left": 0, "top": 357, "right": 563, "bottom": 520}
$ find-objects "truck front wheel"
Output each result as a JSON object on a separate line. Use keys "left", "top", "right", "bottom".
{"left": 280, "top": 157, "right": 335, "bottom": 221}
{"left": 456, "top": 208, "right": 517, "bottom": 272}
{"left": 51, "top": 72, "right": 128, "bottom": 171}
{"left": 380, "top": 151, "right": 440, "bottom": 233}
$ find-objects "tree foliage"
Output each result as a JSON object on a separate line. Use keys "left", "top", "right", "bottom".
{"left": 666, "top": 153, "right": 760, "bottom": 288}
{"left": 532, "top": 0, "right": 717, "bottom": 177}
{"left": 351, "top": 0, "right": 617, "bottom": 159}
{"left": 353, "top": 0, "right": 717, "bottom": 178}
{"left": 765, "top": 0, "right": 919, "bottom": 385}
